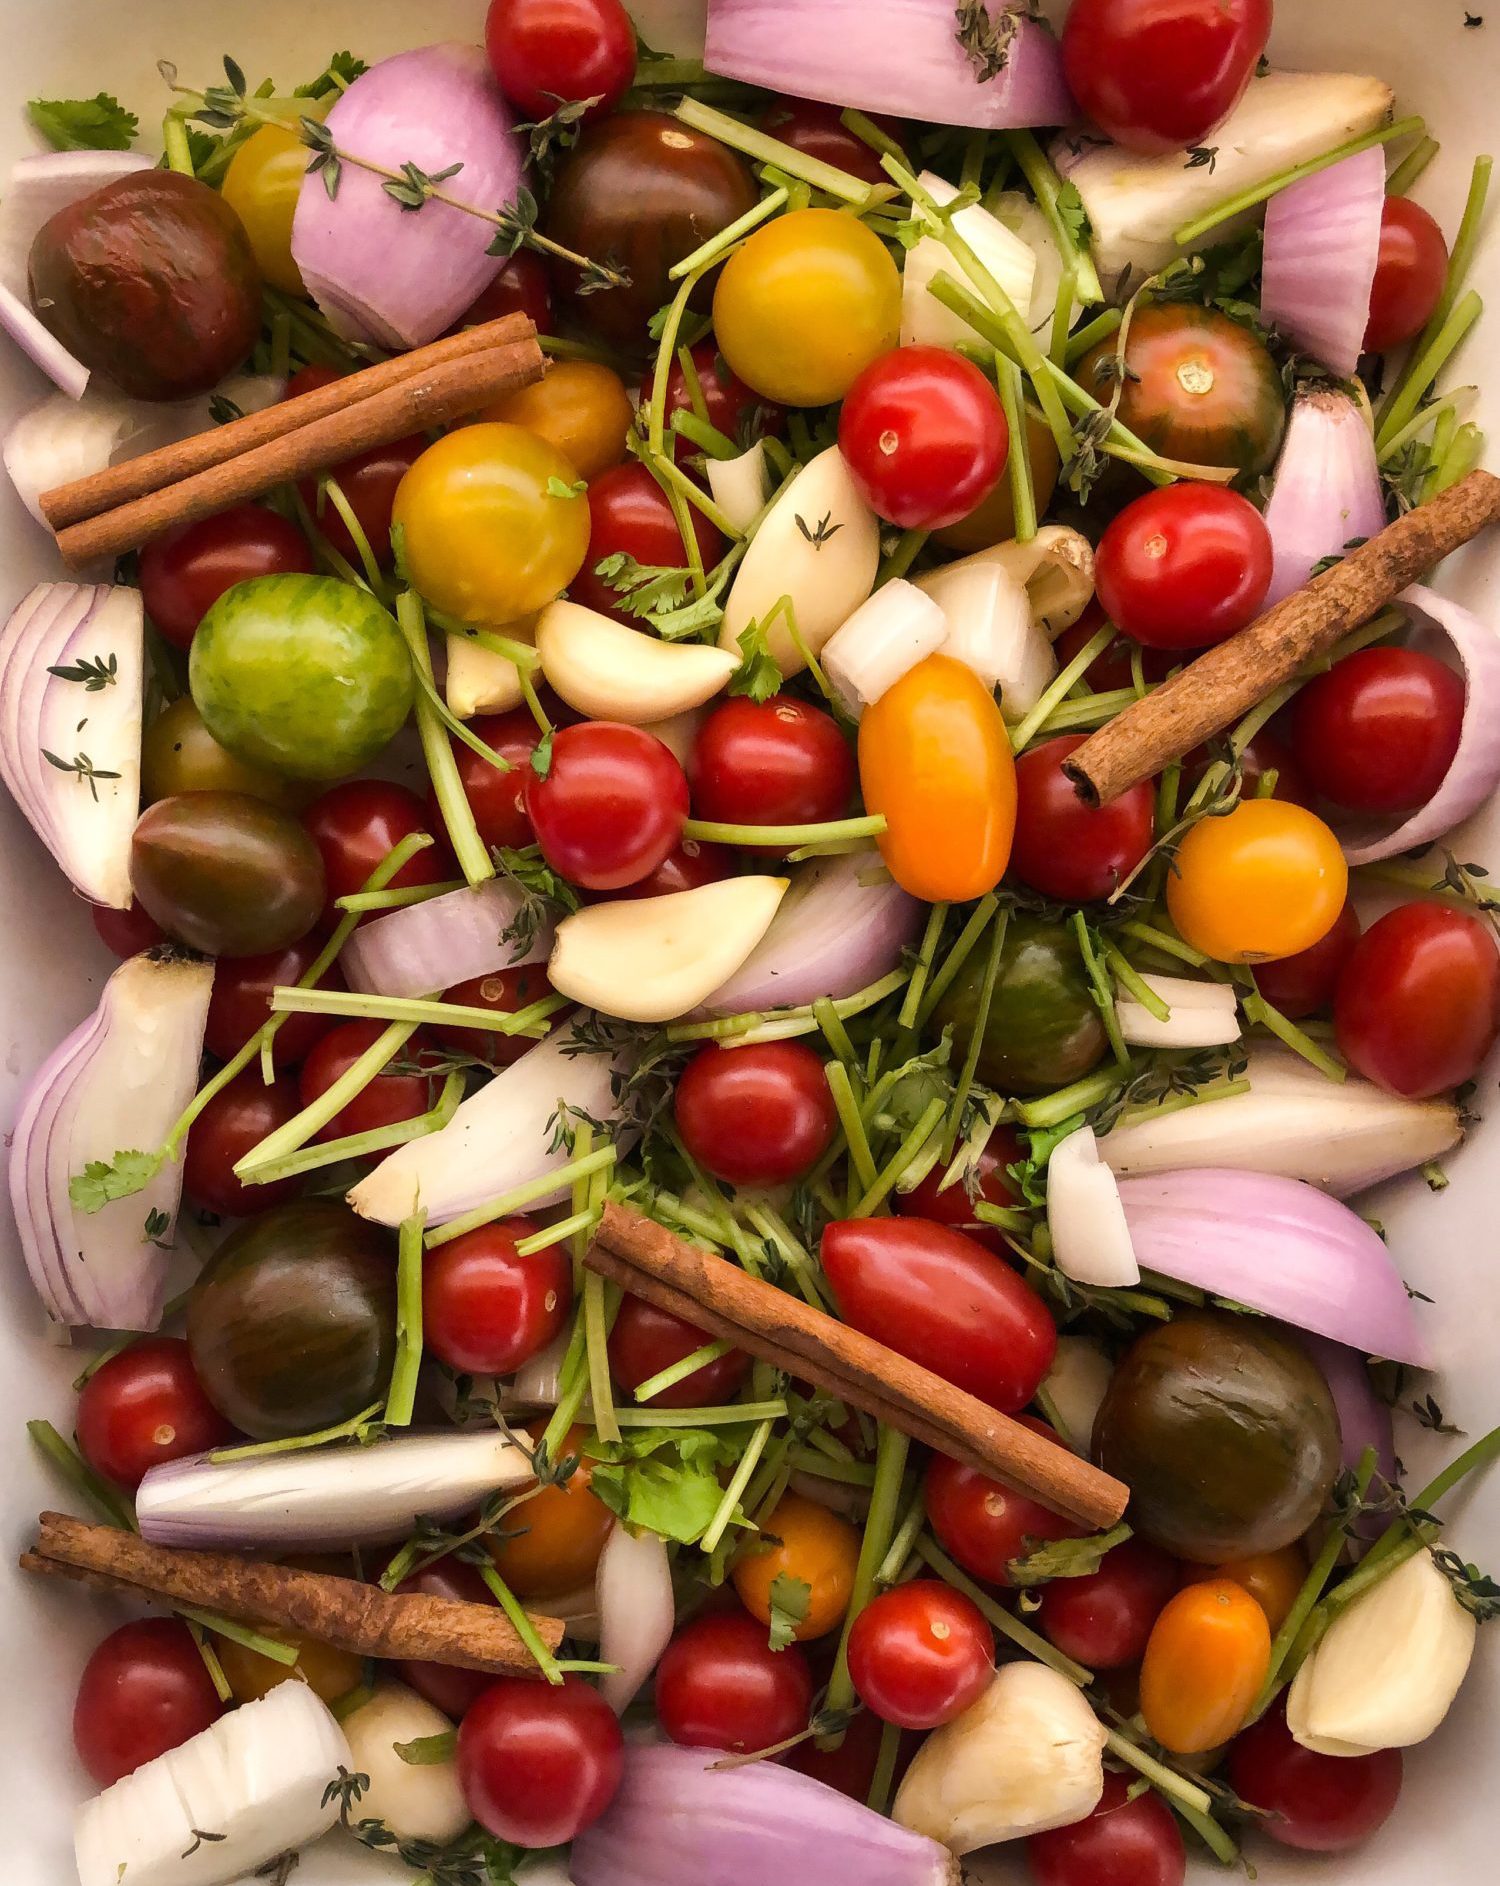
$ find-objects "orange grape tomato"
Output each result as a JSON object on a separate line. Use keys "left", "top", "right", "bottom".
{"left": 481, "top": 359, "right": 636, "bottom": 482}
{"left": 1139, "top": 1579, "right": 1272, "bottom": 1755}
{"left": 486, "top": 1425, "right": 615, "bottom": 1599}
{"left": 732, "top": 1492, "right": 861, "bottom": 1640}
{"left": 1184, "top": 1547, "right": 1306, "bottom": 1634}
{"left": 1165, "top": 799, "right": 1348, "bottom": 964}
{"left": 859, "top": 653, "right": 1017, "bottom": 903}
{"left": 213, "top": 1629, "right": 364, "bottom": 1707}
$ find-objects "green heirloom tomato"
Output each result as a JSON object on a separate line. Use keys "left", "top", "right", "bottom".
{"left": 129, "top": 791, "right": 325, "bottom": 958}
{"left": 933, "top": 914, "right": 1109, "bottom": 1096}
{"left": 190, "top": 574, "right": 414, "bottom": 781}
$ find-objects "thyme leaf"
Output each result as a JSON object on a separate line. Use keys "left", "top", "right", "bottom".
{"left": 42, "top": 749, "right": 122, "bottom": 801}
{"left": 47, "top": 652, "right": 118, "bottom": 691}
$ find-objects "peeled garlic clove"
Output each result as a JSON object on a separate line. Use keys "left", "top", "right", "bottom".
{"left": 446, "top": 615, "right": 537, "bottom": 718}
{"left": 893, "top": 1663, "right": 1106, "bottom": 1853}
{"left": 1116, "top": 974, "right": 1242, "bottom": 1050}
{"left": 1047, "top": 1126, "right": 1140, "bottom": 1289}
{"left": 537, "top": 600, "right": 737, "bottom": 723}
{"left": 340, "top": 1684, "right": 469, "bottom": 1845}
{"left": 707, "top": 439, "right": 770, "bottom": 533}
{"left": 549, "top": 877, "right": 789, "bottom": 1023}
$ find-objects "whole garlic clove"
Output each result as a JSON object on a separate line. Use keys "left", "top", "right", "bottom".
{"left": 536, "top": 600, "right": 737, "bottom": 724}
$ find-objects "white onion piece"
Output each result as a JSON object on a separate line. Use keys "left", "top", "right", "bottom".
{"left": 1115, "top": 1167, "right": 1430, "bottom": 1364}
{"left": 1116, "top": 974, "right": 1241, "bottom": 1050}
{"left": 697, "top": 850, "right": 923, "bottom": 1017}
{"left": 902, "top": 173, "right": 1037, "bottom": 351}
{"left": 0, "top": 149, "right": 154, "bottom": 397}
{"left": 1262, "top": 388, "right": 1387, "bottom": 609}
{"left": 10, "top": 952, "right": 211, "bottom": 1330}
{"left": 596, "top": 1524, "right": 675, "bottom": 1714}
{"left": 1261, "top": 148, "right": 1384, "bottom": 379}
{"left": 923, "top": 524, "right": 1094, "bottom": 638}
{"left": 1046, "top": 1126, "right": 1140, "bottom": 1288}
{"left": 291, "top": 44, "right": 523, "bottom": 349}
{"left": 340, "top": 879, "right": 553, "bottom": 999}
{"left": 706, "top": 440, "right": 770, "bottom": 533}
{"left": 988, "top": 190, "right": 1069, "bottom": 335}
{"left": 823, "top": 579, "right": 947, "bottom": 715}
{"left": 915, "top": 554, "right": 1054, "bottom": 717}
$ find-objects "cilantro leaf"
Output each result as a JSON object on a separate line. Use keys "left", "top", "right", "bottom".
{"left": 1007, "top": 1522, "right": 1133, "bottom": 1587}
{"left": 28, "top": 93, "right": 138, "bottom": 152}
{"left": 70, "top": 1149, "right": 163, "bottom": 1215}
{"left": 766, "top": 1572, "right": 812, "bottom": 1651}
{"left": 728, "top": 622, "right": 783, "bottom": 703}
{"left": 295, "top": 51, "right": 369, "bottom": 97}
{"left": 529, "top": 729, "right": 555, "bottom": 781}
{"left": 586, "top": 1426, "right": 744, "bottom": 1545}
{"left": 1055, "top": 179, "right": 1092, "bottom": 250}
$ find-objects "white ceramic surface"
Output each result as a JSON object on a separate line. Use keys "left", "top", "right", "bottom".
{"left": 2, "top": 2, "right": 1497, "bottom": 1880}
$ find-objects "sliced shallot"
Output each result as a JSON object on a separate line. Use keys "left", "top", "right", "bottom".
{"left": 1262, "top": 387, "right": 1388, "bottom": 609}
{"left": 1261, "top": 147, "right": 1385, "bottom": 378}
{"left": 340, "top": 878, "right": 554, "bottom": 998}
{"left": 596, "top": 1523, "right": 675, "bottom": 1714}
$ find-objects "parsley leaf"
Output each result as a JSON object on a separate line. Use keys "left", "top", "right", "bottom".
{"left": 766, "top": 1572, "right": 812, "bottom": 1650}
{"left": 1055, "top": 180, "right": 1092, "bottom": 250}
{"left": 70, "top": 1149, "right": 163, "bottom": 1214}
{"left": 28, "top": 93, "right": 138, "bottom": 151}
{"left": 728, "top": 622, "right": 783, "bottom": 703}
{"left": 294, "top": 52, "right": 369, "bottom": 97}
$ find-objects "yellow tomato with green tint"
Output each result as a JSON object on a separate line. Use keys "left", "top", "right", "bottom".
{"left": 392, "top": 423, "right": 591, "bottom": 625}
{"left": 1166, "top": 799, "right": 1349, "bottom": 964}
{"left": 222, "top": 110, "right": 326, "bottom": 295}
{"left": 713, "top": 208, "right": 901, "bottom": 407}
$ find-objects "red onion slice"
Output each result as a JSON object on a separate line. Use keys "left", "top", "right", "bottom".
{"left": 340, "top": 879, "right": 554, "bottom": 999}
{"left": 596, "top": 1525, "right": 675, "bottom": 1715}
{"left": 291, "top": 44, "right": 524, "bottom": 350}
{"left": 704, "top": 0, "right": 1073, "bottom": 130}
{"left": 1261, "top": 147, "right": 1385, "bottom": 379}
{"left": 1262, "top": 388, "right": 1387, "bottom": 609}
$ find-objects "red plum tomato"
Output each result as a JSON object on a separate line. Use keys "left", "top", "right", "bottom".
{"left": 1334, "top": 902, "right": 1500, "bottom": 1097}
{"left": 1011, "top": 734, "right": 1155, "bottom": 902}
{"left": 1253, "top": 899, "right": 1360, "bottom": 1019}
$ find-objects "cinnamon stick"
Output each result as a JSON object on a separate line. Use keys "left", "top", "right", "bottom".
{"left": 23, "top": 1511, "right": 563, "bottom": 1677}
{"left": 53, "top": 333, "right": 546, "bottom": 567}
{"left": 42, "top": 312, "right": 537, "bottom": 532}
{"left": 1065, "top": 469, "right": 1500, "bottom": 807}
{"left": 588, "top": 1202, "right": 1129, "bottom": 1530}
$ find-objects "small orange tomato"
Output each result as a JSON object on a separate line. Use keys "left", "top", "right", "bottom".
{"left": 1184, "top": 1546, "right": 1306, "bottom": 1634}
{"left": 214, "top": 1630, "right": 364, "bottom": 1706}
{"left": 859, "top": 653, "right": 1016, "bottom": 902}
{"left": 732, "top": 1492, "right": 861, "bottom": 1641}
{"left": 486, "top": 1426, "right": 615, "bottom": 1599}
{"left": 1140, "top": 1579, "right": 1271, "bottom": 1754}
{"left": 481, "top": 359, "right": 635, "bottom": 482}
{"left": 1167, "top": 799, "right": 1348, "bottom": 964}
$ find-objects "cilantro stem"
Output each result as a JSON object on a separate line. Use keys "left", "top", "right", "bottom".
{"left": 994, "top": 353, "right": 1037, "bottom": 541}
{"left": 425, "top": 1146, "right": 617, "bottom": 1248}
{"left": 397, "top": 590, "right": 494, "bottom": 887}
{"left": 1431, "top": 419, "right": 1485, "bottom": 496}
{"left": 813, "top": 996, "right": 860, "bottom": 1069}
{"left": 876, "top": 1487, "right": 929, "bottom": 1589}
{"left": 1104, "top": 946, "right": 1172, "bottom": 1022}
{"left": 943, "top": 911, "right": 1009, "bottom": 1158}
{"left": 1017, "top": 1065, "right": 1132, "bottom": 1131}
{"left": 1374, "top": 290, "right": 1484, "bottom": 456}
{"left": 665, "top": 968, "right": 908, "bottom": 1047}
{"left": 1379, "top": 153, "right": 1491, "bottom": 429}
{"left": 821, "top": 1426, "right": 911, "bottom": 1743}
{"left": 242, "top": 1068, "right": 464, "bottom": 1188}
{"left": 897, "top": 903, "right": 949, "bottom": 1030}
{"left": 27, "top": 1418, "right": 137, "bottom": 1531}
{"left": 1073, "top": 913, "right": 1131, "bottom": 1071}
{"left": 584, "top": 1273, "right": 620, "bottom": 1445}
{"left": 876, "top": 527, "right": 930, "bottom": 586}
{"left": 917, "top": 1538, "right": 1093, "bottom": 1684}
{"left": 854, "top": 1097, "right": 948, "bottom": 1219}
{"left": 234, "top": 1021, "right": 417, "bottom": 1178}
{"left": 675, "top": 96, "right": 877, "bottom": 205}
{"left": 270, "top": 986, "right": 562, "bottom": 1038}
{"left": 647, "top": 445, "right": 745, "bottom": 540}
{"left": 1002, "top": 129, "right": 1104, "bottom": 305}
{"left": 209, "top": 1403, "right": 386, "bottom": 1464}
{"left": 840, "top": 108, "right": 910, "bottom": 171}
{"left": 516, "top": 1210, "right": 599, "bottom": 1256}
{"left": 682, "top": 813, "right": 885, "bottom": 846}
{"left": 1102, "top": 1729, "right": 1214, "bottom": 1818}
{"left": 386, "top": 1211, "right": 427, "bottom": 1429}
{"left": 1241, "top": 992, "right": 1347, "bottom": 1082}
{"left": 825, "top": 1061, "right": 879, "bottom": 1194}
{"left": 540, "top": 1309, "right": 592, "bottom": 1461}
{"left": 670, "top": 408, "right": 740, "bottom": 460}
{"left": 616, "top": 1400, "right": 788, "bottom": 1427}
{"left": 318, "top": 476, "right": 383, "bottom": 591}
{"left": 1009, "top": 624, "right": 1115, "bottom": 751}
{"left": 174, "top": 1606, "right": 302, "bottom": 1668}
{"left": 1049, "top": 260, "right": 1079, "bottom": 365}
{"left": 916, "top": 892, "right": 1002, "bottom": 1025}
{"left": 426, "top": 609, "right": 543, "bottom": 671}
{"left": 1387, "top": 135, "right": 1441, "bottom": 197}
{"left": 336, "top": 879, "right": 463, "bottom": 914}
{"left": 670, "top": 184, "right": 789, "bottom": 281}
{"left": 477, "top": 1564, "right": 564, "bottom": 1685}
{"left": 701, "top": 1416, "right": 775, "bottom": 1554}
{"left": 634, "top": 1338, "right": 736, "bottom": 1404}
{"left": 865, "top": 1720, "right": 903, "bottom": 1816}
{"left": 1065, "top": 305, "right": 1122, "bottom": 363}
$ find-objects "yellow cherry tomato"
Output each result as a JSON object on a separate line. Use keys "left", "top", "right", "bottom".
{"left": 214, "top": 1628, "right": 364, "bottom": 1706}
{"left": 481, "top": 360, "right": 635, "bottom": 482}
{"left": 1139, "top": 1580, "right": 1272, "bottom": 1754}
{"left": 1184, "top": 1546, "right": 1306, "bottom": 1634}
{"left": 486, "top": 1426, "right": 615, "bottom": 1599}
{"left": 140, "top": 697, "right": 306, "bottom": 809}
{"left": 732, "top": 1492, "right": 861, "bottom": 1640}
{"left": 713, "top": 208, "right": 901, "bottom": 407}
{"left": 221, "top": 109, "right": 326, "bottom": 296}
{"left": 392, "top": 423, "right": 591, "bottom": 625}
{"left": 859, "top": 653, "right": 1016, "bottom": 903}
{"left": 1166, "top": 799, "right": 1349, "bottom": 964}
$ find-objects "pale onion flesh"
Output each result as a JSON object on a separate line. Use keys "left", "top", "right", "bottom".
{"left": 1115, "top": 974, "right": 1242, "bottom": 1050}
{"left": 1046, "top": 1125, "right": 1141, "bottom": 1289}
{"left": 823, "top": 579, "right": 948, "bottom": 715}
{"left": 1262, "top": 389, "right": 1387, "bottom": 609}
{"left": 707, "top": 439, "right": 770, "bottom": 533}
{"left": 596, "top": 1523, "right": 676, "bottom": 1714}
{"left": 339, "top": 878, "right": 554, "bottom": 999}
{"left": 902, "top": 173, "right": 1037, "bottom": 352}
{"left": 1041, "top": 1336, "right": 1115, "bottom": 1455}
{"left": 914, "top": 554, "right": 1054, "bottom": 718}
{"left": 921, "top": 525, "right": 1095, "bottom": 638}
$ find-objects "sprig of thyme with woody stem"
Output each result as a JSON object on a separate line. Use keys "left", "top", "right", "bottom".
{"left": 323, "top": 1769, "right": 525, "bottom": 1886}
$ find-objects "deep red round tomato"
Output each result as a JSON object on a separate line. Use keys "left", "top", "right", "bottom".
{"left": 838, "top": 346, "right": 1009, "bottom": 531}
{"left": 655, "top": 1611, "right": 814, "bottom": 1754}
{"left": 1055, "top": 605, "right": 1182, "bottom": 691}
{"left": 1036, "top": 1537, "right": 1181, "bottom": 1669}
{"left": 662, "top": 337, "right": 785, "bottom": 463}
{"left": 298, "top": 1019, "right": 444, "bottom": 1140}
{"left": 423, "top": 1217, "right": 571, "bottom": 1376}
{"left": 1011, "top": 734, "right": 1155, "bottom": 902}
{"left": 1096, "top": 486, "right": 1273, "bottom": 652}
{"left": 596, "top": 836, "right": 733, "bottom": 899}
{"left": 895, "top": 1127, "right": 1025, "bottom": 1254}
{"left": 925, "top": 1449, "right": 1083, "bottom": 1586}
{"left": 442, "top": 708, "right": 543, "bottom": 855}
{"left": 485, "top": 0, "right": 636, "bottom": 121}
{"left": 437, "top": 964, "right": 559, "bottom": 1067}
{"left": 1364, "top": 197, "right": 1449, "bottom": 353}
{"left": 847, "top": 1581, "right": 995, "bottom": 1730}
{"left": 1061, "top": 0, "right": 1273, "bottom": 154}
{"left": 1292, "top": 648, "right": 1465, "bottom": 816}
{"left": 1028, "top": 1770, "right": 1188, "bottom": 1886}
{"left": 451, "top": 252, "right": 555, "bottom": 336}
{"left": 91, "top": 901, "right": 167, "bottom": 958}
{"left": 691, "top": 696, "right": 855, "bottom": 839}
{"left": 1254, "top": 899, "right": 1361, "bottom": 1018}
{"left": 759, "top": 98, "right": 907, "bottom": 188}
{"left": 674, "top": 1041, "right": 838, "bottom": 1186}
{"left": 458, "top": 1674, "right": 624, "bottom": 1846}
{"left": 1334, "top": 902, "right": 1500, "bottom": 1097}
{"left": 302, "top": 781, "right": 449, "bottom": 910}
{"left": 183, "top": 1070, "right": 304, "bottom": 1217}
{"left": 138, "top": 504, "right": 316, "bottom": 651}
{"left": 609, "top": 1292, "right": 753, "bottom": 1408}
{"left": 1184, "top": 728, "right": 1308, "bottom": 807}
{"left": 74, "top": 1618, "right": 225, "bottom": 1788}
{"left": 569, "top": 462, "right": 726, "bottom": 621}
{"left": 1229, "top": 1707, "right": 1403, "bottom": 1851}
{"left": 206, "top": 937, "right": 342, "bottom": 1069}
{"left": 525, "top": 721, "right": 690, "bottom": 889}
{"left": 824, "top": 1218, "right": 1056, "bottom": 1413}
{"left": 76, "top": 1336, "right": 236, "bottom": 1490}
{"left": 389, "top": 1552, "right": 497, "bottom": 1719}
{"left": 298, "top": 431, "right": 427, "bottom": 567}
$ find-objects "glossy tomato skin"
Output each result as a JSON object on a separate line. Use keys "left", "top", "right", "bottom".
{"left": 525, "top": 721, "right": 690, "bottom": 889}
{"left": 1229, "top": 1707, "right": 1403, "bottom": 1852}
{"left": 1167, "top": 800, "right": 1348, "bottom": 964}
{"left": 76, "top": 1336, "right": 236, "bottom": 1489}
{"left": 663, "top": 337, "right": 785, "bottom": 463}
{"left": 1365, "top": 197, "right": 1449, "bottom": 353}
{"left": 1012, "top": 734, "right": 1156, "bottom": 903}
{"left": 139, "top": 504, "right": 316, "bottom": 651}
{"left": 388, "top": 1551, "right": 498, "bottom": 1719}
{"left": 1028, "top": 1770, "right": 1188, "bottom": 1886}
{"left": 437, "top": 964, "right": 558, "bottom": 1067}
{"left": 1140, "top": 1579, "right": 1271, "bottom": 1754}
{"left": 445, "top": 708, "right": 542, "bottom": 854}
{"left": 482, "top": 357, "right": 634, "bottom": 481}
{"left": 73, "top": 1618, "right": 225, "bottom": 1788}
{"left": 183, "top": 1071, "right": 304, "bottom": 1218}
{"left": 485, "top": 0, "right": 636, "bottom": 120}
{"left": 925, "top": 1449, "right": 1083, "bottom": 1586}
{"left": 487, "top": 1423, "right": 614, "bottom": 1597}
{"left": 609, "top": 1293, "right": 752, "bottom": 1408}
{"left": 824, "top": 1218, "right": 1056, "bottom": 1413}
{"left": 1334, "top": 902, "right": 1500, "bottom": 1097}
{"left": 733, "top": 1493, "right": 862, "bottom": 1641}
{"left": 1096, "top": 486, "right": 1273, "bottom": 651}
{"left": 847, "top": 1581, "right": 995, "bottom": 1730}
{"left": 674, "top": 1041, "right": 838, "bottom": 1185}
{"left": 1292, "top": 648, "right": 1466, "bottom": 816}
{"left": 838, "top": 346, "right": 1009, "bottom": 531}
{"left": 91, "top": 901, "right": 166, "bottom": 958}
{"left": 1253, "top": 899, "right": 1360, "bottom": 1019}
{"left": 298, "top": 1020, "right": 443, "bottom": 1141}
{"left": 206, "top": 937, "right": 341, "bottom": 1069}
{"left": 759, "top": 99, "right": 907, "bottom": 187}
{"left": 595, "top": 836, "right": 732, "bottom": 899}
{"left": 656, "top": 1611, "right": 815, "bottom": 1753}
{"left": 423, "top": 1218, "right": 571, "bottom": 1376}
{"left": 458, "top": 1675, "right": 624, "bottom": 1847}
{"left": 895, "top": 1127, "right": 1024, "bottom": 1254}
{"left": 691, "top": 696, "right": 854, "bottom": 839}
{"left": 1037, "top": 1537, "right": 1181, "bottom": 1670}
{"left": 298, "top": 434, "right": 428, "bottom": 567}
{"left": 302, "top": 780, "right": 448, "bottom": 909}
{"left": 570, "top": 462, "right": 726, "bottom": 621}
{"left": 1062, "top": 0, "right": 1273, "bottom": 155}
{"left": 451, "top": 251, "right": 554, "bottom": 335}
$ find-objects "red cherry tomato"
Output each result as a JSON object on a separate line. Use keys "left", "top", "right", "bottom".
{"left": 91, "top": 901, "right": 167, "bottom": 958}
{"left": 73, "top": 1618, "right": 225, "bottom": 1788}
{"left": 423, "top": 1218, "right": 571, "bottom": 1376}
{"left": 1037, "top": 1537, "right": 1182, "bottom": 1669}
{"left": 1011, "top": 734, "right": 1156, "bottom": 902}
{"left": 451, "top": 252, "right": 555, "bottom": 336}
{"left": 389, "top": 1552, "right": 497, "bottom": 1719}
{"left": 442, "top": 708, "right": 543, "bottom": 855}
{"left": 183, "top": 1071, "right": 304, "bottom": 1217}
{"left": 484, "top": 0, "right": 637, "bottom": 122}
{"left": 662, "top": 336, "right": 785, "bottom": 463}
{"left": 759, "top": 98, "right": 907, "bottom": 188}
{"left": 206, "top": 937, "right": 343, "bottom": 1069}
{"left": 525, "top": 721, "right": 689, "bottom": 889}
{"left": 925, "top": 1449, "right": 1084, "bottom": 1586}
{"left": 1291, "top": 648, "right": 1465, "bottom": 817}
{"left": 1061, "top": 0, "right": 1273, "bottom": 155}
{"left": 847, "top": 1581, "right": 995, "bottom": 1730}
{"left": 691, "top": 696, "right": 855, "bottom": 840}
{"left": 457, "top": 1674, "right": 624, "bottom": 1847}
{"left": 138, "top": 504, "right": 317, "bottom": 651}
{"left": 298, "top": 1019, "right": 445, "bottom": 1140}
{"left": 823, "top": 1218, "right": 1056, "bottom": 1413}
{"left": 838, "top": 345, "right": 1009, "bottom": 531}
{"left": 437, "top": 964, "right": 559, "bottom": 1068}
{"left": 895, "top": 1131, "right": 1025, "bottom": 1254}
{"left": 1253, "top": 899, "right": 1361, "bottom": 1019}
{"left": 609, "top": 1292, "right": 753, "bottom": 1408}
{"left": 1228, "top": 1706, "right": 1404, "bottom": 1852}
{"left": 1184, "top": 728, "right": 1308, "bottom": 807}
{"left": 76, "top": 1336, "right": 236, "bottom": 1490}
{"left": 674, "top": 1041, "right": 839, "bottom": 1186}
{"left": 298, "top": 432, "right": 428, "bottom": 566}
{"left": 596, "top": 836, "right": 733, "bottom": 899}
{"left": 302, "top": 781, "right": 449, "bottom": 909}
{"left": 1364, "top": 197, "right": 1449, "bottom": 354}
{"left": 1028, "top": 1770, "right": 1187, "bottom": 1886}
{"left": 1334, "top": 902, "right": 1500, "bottom": 1097}
{"left": 1055, "top": 605, "right": 1182, "bottom": 691}
{"left": 655, "top": 1611, "right": 814, "bottom": 1754}
{"left": 1096, "top": 486, "right": 1273, "bottom": 652}
{"left": 570, "top": 463, "right": 726, "bottom": 622}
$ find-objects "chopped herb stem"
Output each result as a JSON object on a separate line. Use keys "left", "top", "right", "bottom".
{"left": 615, "top": 1399, "right": 788, "bottom": 1428}
{"left": 397, "top": 591, "right": 494, "bottom": 887}
{"left": 669, "top": 184, "right": 789, "bottom": 280}
{"left": 995, "top": 353, "right": 1037, "bottom": 541}
{"left": 335, "top": 879, "right": 463, "bottom": 914}
{"left": 944, "top": 912, "right": 1010, "bottom": 1157}
{"left": 1065, "top": 306, "right": 1123, "bottom": 363}
{"left": 1387, "top": 134, "right": 1441, "bottom": 197}
{"left": 820, "top": 1426, "right": 911, "bottom": 1742}
{"left": 670, "top": 407, "right": 740, "bottom": 460}
{"left": 476, "top": 1563, "right": 564, "bottom": 1684}
{"left": 1242, "top": 992, "right": 1347, "bottom": 1081}
{"left": 1002, "top": 129, "right": 1104, "bottom": 305}
{"left": 174, "top": 1606, "right": 302, "bottom": 1667}
{"left": 840, "top": 108, "right": 910, "bottom": 170}
{"left": 682, "top": 813, "right": 885, "bottom": 846}
{"left": 516, "top": 1210, "right": 598, "bottom": 1257}
{"left": 917, "top": 893, "right": 1002, "bottom": 1025}
{"left": 855, "top": 1096, "right": 948, "bottom": 1219}
{"left": 701, "top": 1416, "right": 774, "bottom": 1555}
{"left": 898, "top": 903, "right": 950, "bottom": 1029}
{"left": 270, "top": 986, "right": 563, "bottom": 1037}
{"left": 426, "top": 1147, "right": 617, "bottom": 1248}
{"left": 209, "top": 1403, "right": 385, "bottom": 1464}
{"left": 675, "top": 97, "right": 877, "bottom": 205}
{"left": 876, "top": 526, "right": 930, "bottom": 586}
{"left": 1009, "top": 625, "right": 1115, "bottom": 751}
{"left": 234, "top": 1021, "right": 418, "bottom": 1178}
{"left": 1374, "top": 289, "right": 1485, "bottom": 455}
{"left": 1105, "top": 947, "right": 1172, "bottom": 1022}
{"left": 385, "top": 1211, "right": 427, "bottom": 1428}
{"left": 917, "top": 1538, "right": 1092, "bottom": 1684}
{"left": 28, "top": 1418, "right": 137, "bottom": 1531}
{"left": 826, "top": 1061, "right": 880, "bottom": 1193}
{"left": 1016, "top": 1065, "right": 1132, "bottom": 1131}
